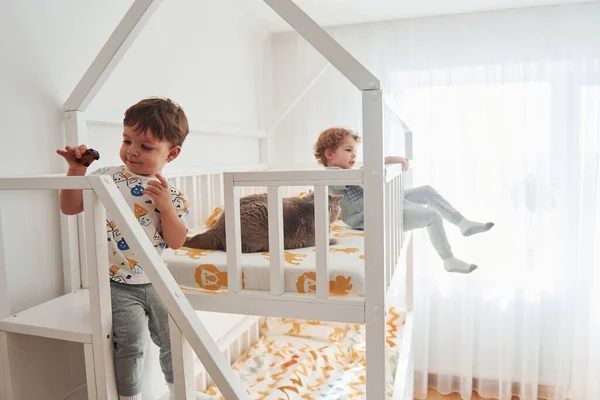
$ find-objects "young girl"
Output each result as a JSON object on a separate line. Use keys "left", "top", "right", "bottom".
{"left": 314, "top": 127, "right": 494, "bottom": 273}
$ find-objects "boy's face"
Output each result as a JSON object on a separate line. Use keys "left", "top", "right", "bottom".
{"left": 120, "top": 124, "right": 180, "bottom": 176}
{"left": 325, "top": 136, "right": 358, "bottom": 169}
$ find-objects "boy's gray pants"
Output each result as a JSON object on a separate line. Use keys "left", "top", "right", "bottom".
{"left": 403, "top": 185, "right": 464, "bottom": 260}
{"left": 110, "top": 281, "right": 173, "bottom": 396}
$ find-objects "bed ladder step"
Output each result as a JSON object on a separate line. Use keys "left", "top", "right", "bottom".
{"left": 0, "top": 290, "right": 112, "bottom": 399}
{"left": 0, "top": 290, "right": 92, "bottom": 344}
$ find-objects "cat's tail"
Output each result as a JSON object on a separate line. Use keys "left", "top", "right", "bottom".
{"left": 184, "top": 230, "right": 224, "bottom": 250}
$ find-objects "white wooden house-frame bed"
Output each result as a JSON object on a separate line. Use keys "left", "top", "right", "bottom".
{"left": 0, "top": 0, "right": 415, "bottom": 399}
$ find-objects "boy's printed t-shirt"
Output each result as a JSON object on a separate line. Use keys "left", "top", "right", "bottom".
{"left": 90, "top": 165, "right": 190, "bottom": 284}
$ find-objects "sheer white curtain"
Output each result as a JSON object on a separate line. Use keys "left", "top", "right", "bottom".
{"left": 270, "top": 3, "right": 600, "bottom": 399}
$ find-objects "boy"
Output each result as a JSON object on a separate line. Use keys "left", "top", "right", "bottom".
{"left": 314, "top": 127, "right": 494, "bottom": 273}
{"left": 58, "top": 98, "right": 203, "bottom": 399}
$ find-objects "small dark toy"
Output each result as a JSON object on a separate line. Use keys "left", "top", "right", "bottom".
{"left": 76, "top": 148, "right": 100, "bottom": 167}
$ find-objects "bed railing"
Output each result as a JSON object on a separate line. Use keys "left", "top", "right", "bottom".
{"left": 385, "top": 164, "right": 405, "bottom": 288}
{"left": 165, "top": 165, "right": 311, "bottom": 231}
{"left": 223, "top": 169, "right": 363, "bottom": 298}
{"left": 221, "top": 167, "right": 410, "bottom": 302}
{"left": 164, "top": 164, "right": 266, "bottom": 229}
{"left": 0, "top": 175, "right": 250, "bottom": 400}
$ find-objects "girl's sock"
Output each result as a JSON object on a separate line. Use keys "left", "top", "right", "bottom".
{"left": 458, "top": 219, "right": 494, "bottom": 237}
{"left": 443, "top": 256, "right": 478, "bottom": 273}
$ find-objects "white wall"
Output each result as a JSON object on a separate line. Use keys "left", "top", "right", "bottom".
{"left": 85, "top": 0, "right": 272, "bottom": 173}
{"left": 0, "top": 0, "right": 269, "bottom": 398}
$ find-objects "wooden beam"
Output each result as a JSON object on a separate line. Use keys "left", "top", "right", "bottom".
{"left": 263, "top": 0, "right": 379, "bottom": 91}
{"left": 63, "top": 0, "right": 163, "bottom": 111}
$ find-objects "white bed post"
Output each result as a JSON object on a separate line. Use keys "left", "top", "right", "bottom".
{"left": 0, "top": 211, "right": 12, "bottom": 400}
{"left": 62, "top": 111, "right": 88, "bottom": 293}
{"left": 169, "top": 316, "right": 195, "bottom": 399}
{"left": 263, "top": 0, "right": 388, "bottom": 397}
{"left": 82, "top": 190, "right": 118, "bottom": 399}
{"left": 363, "top": 89, "right": 387, "bottom": 399}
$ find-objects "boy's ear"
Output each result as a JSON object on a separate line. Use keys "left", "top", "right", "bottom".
{"left": 324, "top": 149, "right": 333, "bottom": 161}
{"left": 167, "top": 146, "right": 181, "bottom": 162}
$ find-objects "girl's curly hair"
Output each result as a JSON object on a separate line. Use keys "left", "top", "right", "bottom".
{"left": 314, "top": 127, "right": 361, "bottom": 166}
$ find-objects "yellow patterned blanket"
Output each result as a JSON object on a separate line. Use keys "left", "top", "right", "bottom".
{"left": 163, "top": 219, "right": 367, "bottom": 297}
{"left": 204, "top": 307, "right": 405, "bottom": 399}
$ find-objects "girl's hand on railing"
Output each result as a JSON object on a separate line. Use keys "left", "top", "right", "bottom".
{"left": 385, "top": 156, "right": 409, "bottom": 172}
{"left": 57, "top": 145, "right": 89, "bottom": 175}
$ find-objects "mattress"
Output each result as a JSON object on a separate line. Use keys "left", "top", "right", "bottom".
{"left": 162, "top": 218, "right": 367, "bottom": 297}
{"left": 203, "top": 306, "right": 405, "bottom": 399}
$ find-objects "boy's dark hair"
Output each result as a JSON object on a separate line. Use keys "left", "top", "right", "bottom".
{"left": 123, "top": 98, "right": 189, "bottom": 147}
{"left": 314, "top": 127, "right": 361, "bottom": 166}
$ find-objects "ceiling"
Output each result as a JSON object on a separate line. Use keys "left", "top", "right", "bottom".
{"left": 237, "top": 0, "right": 597, "bottom": 32}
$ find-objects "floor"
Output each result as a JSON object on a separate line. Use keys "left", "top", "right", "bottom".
{"left": 424, "top": 389, "right": 542, "bottom": 400}
{"left": 424, "top": 390, "right": 492, "bottom": 400}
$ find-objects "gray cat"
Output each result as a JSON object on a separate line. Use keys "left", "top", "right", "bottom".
{"left": 184, "top": 192, "right": 343, "bottom": 253}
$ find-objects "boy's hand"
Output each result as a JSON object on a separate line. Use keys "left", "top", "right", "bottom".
{"left": 385, "top": 156, "right": 409, "bottom": 172}
{"left": 57, "top": 145, "right": 89, "bottom": 174}
{"left": 144, "top": 173, "right": 173, "bottom": 213}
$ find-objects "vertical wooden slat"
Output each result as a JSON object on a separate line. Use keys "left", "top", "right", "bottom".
{"left": 82, "top": 189, "right": 117, "bottom": 399}
{"left": 83, "top": 343, "right": 97, "bottom": 400}
{"left": 191, "top": 176, "right": 200, "bottom": 227}
{"left": 78, "top": 216, "right": 89, "bottom": 289}
{"left": 314, "top": 185, "right": 329, "bottom": 299}
{"left": 385, "top": 182, "right": 391, "bottom": 287}
{"left": 0, "top": 211, "right": 9, "bottom": 320}
{"left": 231, "top": 338, "right": 241, "bottom": 362}
{"left": 391, "top": 178, "right": 396, "bottom": 275}
{"left": 397, "top": 177, "right": 402, "bottom": 266}
{"left": 0, "top": 331, "right": 14, "bottom": 400}
{"left": 250, "top": 322, "right": 259, "bottom": 344}
{"left": 169, "top": 315, "right": 195, "bottom": 399}
{"left": 200, "top": 175, "right": 211, "bottom": 223}
{"left": 400, "top": 174, "right": 405, "bottom": 245}
{"left": 215, "top": 174, "right": 224, "bottom": 208}
{"left": 224, "top": 348, "right": 231, "bottom": 365}
{"left": 406, "top": 236, "right": 414, "bottom": 312}
{"left": 393, "top": 178, "right": 398, "bottom": 275}
{"left": 197, "top": 369, "right": 207, "bottom": 392}
{"left": 268, "top": 186, "right": 285, "bottom": 295}
{"left": 0, "top": 210, "right": 10, "bottom": 400}
{"left": 59, "top": 211, "right": 81, "bottom": 293}
{"left": 224, "top": 173, "right": 242, "bottom": 293}
{"left": 63, "top": 111, "right": 86, "bottom": 293}
{"left": 242, "top": 330, "right": 250, "bottom": 352}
